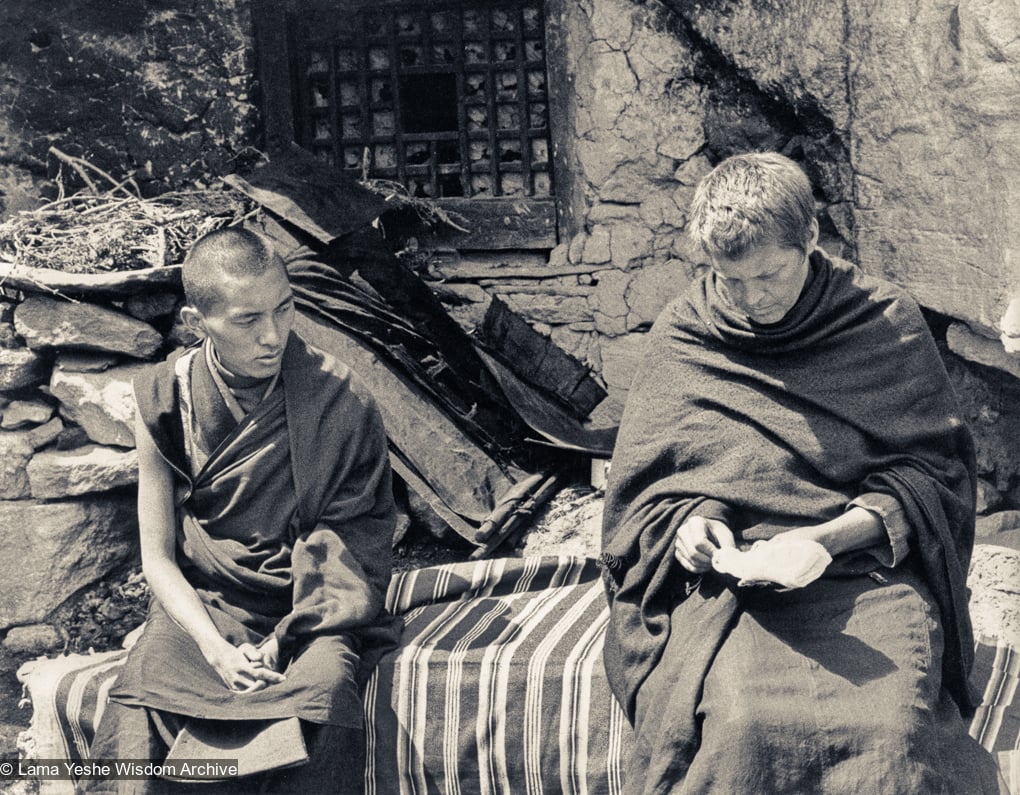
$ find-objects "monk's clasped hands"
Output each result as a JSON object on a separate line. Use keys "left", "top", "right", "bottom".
{"left": 209, "top": 641, "right": 286, "bottom": 693}
{"left": 674, "top": 516, "right": 736, "bottom": 573}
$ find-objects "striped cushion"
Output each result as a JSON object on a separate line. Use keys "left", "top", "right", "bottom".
{"left": 16, "top": 555, "right": 1019, "bottom": 794}
{"left": 18, "top": 556, "right": 628, "bottom": 794}
{"left": 363, "top": 555, "right": 628, "bottom": 793}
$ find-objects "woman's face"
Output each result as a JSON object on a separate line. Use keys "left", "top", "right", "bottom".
{"left": 711, "top": 241, "right": 812, "bottom": 324}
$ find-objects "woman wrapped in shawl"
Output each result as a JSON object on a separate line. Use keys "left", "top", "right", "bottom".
{"left": 601, "top": 153, "right": 1004, "bottom": 794}
{"left": 85, "top": 228, "right": 399, "bottom": 794}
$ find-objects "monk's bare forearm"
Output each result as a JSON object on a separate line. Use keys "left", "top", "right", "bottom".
{"left": 142, "top": 557, "right": 226, "bottom": 655}
{"left": 135, "top": 412, "right": 225, "bottom": 656}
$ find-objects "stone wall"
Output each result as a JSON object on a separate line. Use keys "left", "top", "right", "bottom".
{"left": 447, "top": 0, "right": 1020, "bottom": 507}
{"left": 0, "top": 0, "right": 258, "bottom": 215}
{"left": 461, "top": 0, "right": 1020, "bottom": 473}
{"left": 0, "top": 291, "right": 182, "bottom": 636}
{"left": 4, "top": 0, "right": 1019, "bottom": 415}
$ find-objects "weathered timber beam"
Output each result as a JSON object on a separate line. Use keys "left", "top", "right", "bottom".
{"left": 432, "top": 264, "right": 608, "bottom": 281}
{"left": 484, "top": 284, "right": 593, "bottom": 297}
{"left": 0, "top": 259, "right": 181, "bottom": 297}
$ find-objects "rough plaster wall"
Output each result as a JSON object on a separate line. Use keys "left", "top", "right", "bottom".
{"left": 676, "top": 0, "right": 1020, "bottom": 340}
{"left": 0, "top": 0, "right": 259, "bottom": 216}
{"left": 549, "top": 0, "right": 705, "bottom": 419}
{"left": 532, "top": 0, "right": 857, "bottom": 421}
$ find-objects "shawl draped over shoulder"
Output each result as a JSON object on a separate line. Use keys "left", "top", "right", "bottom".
{"left": 601, "top": 250, "right": 978, "bottom": 722}
{"left": 113, "top": 331, "right": 400, "bottom": 725}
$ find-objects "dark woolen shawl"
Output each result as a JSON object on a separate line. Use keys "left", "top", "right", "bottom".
{"left": 601, "top": 249, "right": 978, "bottom": 721}
{"left": 131, "top": 332, "right": 401, "bottom": 687}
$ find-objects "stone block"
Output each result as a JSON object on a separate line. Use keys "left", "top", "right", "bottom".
{"left": 567, "top": 232, "right": 588, "bottom": 265}
{"left": 0, "top": 435, "right": 33, "bottom": 499}
{"left": 0, "top": 418, "right": 63, "bottom": 500}
{"left": 946, "top": 322, "right": 1020, "bottom": 381}
{"left": 599, "top": 330, "right": 651, "bottom": 396}
{"left": 587, "top": 202, "right": 642, "bottom": 224}
{"left": 976, "top": 510, "right": 1020, "bottom": 539}
{"left": 167, "top": 316, "right": 201, "bottom": 348}
{"left": 0, "top": 346, "right": 48, "bottom": 390}
{"left": 547, "top": 243, "right": 569, "bottom": 267}
{"left": 28, "top": 444, "right": 139, "bottom": 499}
{"left": 625, "top": 260, "right": 688, "bottom": 329}
{"left": 638, "top": 192, "right": 686, "bottom": 230}
{"left": 550, "top": 325, "right": 595, "bottom": 361}
{"left": 976, "top": 478, "right": 1004, "bottom": 516}
{"left": 50, "top": 362, "right": 155, "bottom": 448}
{"left": 124, "top": 291, "right": 180, "bottom": 322}
{"left": 577, "top": 138, "right": 641, "bottom": 188}
{"left": 583, "top": 226, "right": 613, "bottom": 265}
{"left": 2, "top": 623, "right": 64, "bottom": 655}
{"left": 671, "top": 155, "right": 714, "bottom": 213}
{"left": 589, "top": 268, "right": 632, "bottom": 333}
{"left": 0, "top": 398, "right": 55, "bottom": 429}
{"left": 499, "top": 294, "right": 592, "bottom": 326}
{"left": 0, "top": 495, "right": 138, "bottom": 629}
{"left": 610, "top": 223, "right": 655, "bottom": 268}
{"left": 56, "top": 352, "right": 120, "bottom": 373}
{"left": 968, "top": 544, "right": 1020, "bottom": 648}
{"left": 0, "top": 299, "right": 19, "bottom": 350}
{"left": 16, "top": 296, "right": 163, "bottom": 359}
{"left": 601, "top": 172, "right": 657, "bottom": 204}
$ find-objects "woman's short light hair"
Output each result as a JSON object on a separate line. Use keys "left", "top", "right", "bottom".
{"left": 687, "top": 152, "right": 816, "bottom": 260}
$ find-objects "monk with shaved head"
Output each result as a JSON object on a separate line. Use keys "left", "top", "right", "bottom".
{"left": 86, "top": 227, "right": 398, "bottom": 794}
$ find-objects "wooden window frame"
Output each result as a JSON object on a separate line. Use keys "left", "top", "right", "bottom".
{"left": 253, "top": 0, "right": 579, "bottom": 249}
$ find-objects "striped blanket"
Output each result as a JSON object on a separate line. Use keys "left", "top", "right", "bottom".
{"left": 15, "top": 555, "right": 1020, "bottom": 794}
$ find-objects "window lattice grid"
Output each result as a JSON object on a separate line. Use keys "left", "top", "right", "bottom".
{"left": 294, "top": 0, "right": 552, "bottom": 198}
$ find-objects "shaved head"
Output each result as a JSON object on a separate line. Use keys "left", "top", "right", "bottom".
{"left": 182, "top": 227, "right": 285, "bottom": 313}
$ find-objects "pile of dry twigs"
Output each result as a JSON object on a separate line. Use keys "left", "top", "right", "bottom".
{"left": 0, "top": 148, "right": 254, "bottom": 274}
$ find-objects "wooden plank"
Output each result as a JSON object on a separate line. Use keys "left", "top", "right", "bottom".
{"left": 435, "top": 263, "right": 605, "bottom": 281}
{"left": 479, "top": 296, "right": 606, "bottom": 417}
{"left": 223, "top": 146, "right": 389, "bottom": 242}
{"left": 0, "top": 259, "right": 181, "bottom": 297}
{"left": 485, "top": 283, "right": 592, "bottom": 296}
{"left": 422, "top": 197, "right": 557, "bottom": 249}
{"left": 294, "top": 310, "right": 522, "bottom": 537}
{"left": 543, "top": 0, "right": 583, "bottom": 239}
{"left": 252, "top": 0, "right": 297, "bottom": 155}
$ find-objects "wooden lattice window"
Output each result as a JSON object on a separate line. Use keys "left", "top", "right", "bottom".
{"left": 288, "top": 0, "right": 553, "bottom": 200}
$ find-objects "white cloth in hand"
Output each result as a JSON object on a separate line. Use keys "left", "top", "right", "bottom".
{"left": 711, "top": 536, "right": 832, "bottom": 589}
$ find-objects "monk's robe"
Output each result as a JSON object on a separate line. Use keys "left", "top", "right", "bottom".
{"left": 601, "top": 250, "right": 1004, "bottom": 794}
{"left": 86, "top": 331, "right": 399, "bottom": 793}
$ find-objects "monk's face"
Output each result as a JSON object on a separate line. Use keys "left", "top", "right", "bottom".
{"left": 189, "top": 260, "right": 295, "bottom": 379}
{"left": 711, "top": 239, "right": 812, "bottom": 325}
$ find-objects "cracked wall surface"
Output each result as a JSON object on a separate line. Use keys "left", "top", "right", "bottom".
{"left": 672, "top": 0, "right": 1020, "bottom": 353}
{"left": 0, "top": 0, "right": 259, "bottom": 212}
{"left": 2, "top": 0, "right": 1018, "bottom": 440}
{"left": 496, "top": 0, "right": 1020, "bottom": 442}
{"left": 494, "top": 0, "right": 859, "bottom": 423}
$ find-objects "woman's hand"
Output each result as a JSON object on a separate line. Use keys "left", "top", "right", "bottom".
{"left": 203, "top": 640, "right": 286, "bottom": 693}
{"left": 674, "top": 516, "right": 736, "bottom": 573}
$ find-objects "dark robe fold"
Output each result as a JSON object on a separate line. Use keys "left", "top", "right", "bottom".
{"left": 108, "top": 331, "right": 401, "bottom": 727}
{"left": 601, "top": 250, "right": 986, "bottom": 791}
